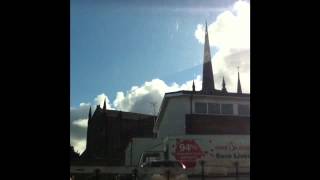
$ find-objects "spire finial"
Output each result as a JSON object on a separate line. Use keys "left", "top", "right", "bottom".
{"left": 205, "top": 20, "right": 208, "bottom": 34}
{"left": 222, "top": 76, "right": 227, "bottom": 93}
{"left": 103, "top": 97, "right": 107, "bottom": 110}
{"left": 192, "top": 80, "right": 195, "bottom": 92}
{"left": 237, "top": 66, "right": 242, "bottom": 94}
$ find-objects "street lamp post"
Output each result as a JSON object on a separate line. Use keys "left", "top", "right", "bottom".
{"left": 132, "top": 168, "right": 138, "bottom": 180}
{"left": 130, "top": 139, "right": 133, "bottom": 166}
{"left": 234, "top": 162, "right": 239, "bottom": 180}
{"left": 200, "top": 160, "right": 205, "bottom": 180}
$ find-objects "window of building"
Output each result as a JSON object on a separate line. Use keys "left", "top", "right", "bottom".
{"left": 238, "top": 104, "right": 250, "bottom": 116}
{"left": 221, "top": 104, "right": 233, "bottom": 115}
{"left": 208, "top": 103, "right": 220, "bottom": 114}
{"left": 195, "top": 102, "right": 207, "bottom": 114}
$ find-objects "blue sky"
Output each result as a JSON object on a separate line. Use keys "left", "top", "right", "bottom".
{"left": 70, "top": 0, "right": 237, "bottom": 107}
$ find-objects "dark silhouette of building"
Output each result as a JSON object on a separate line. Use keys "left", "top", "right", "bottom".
{"left": 80, "top": 103, "right": 155, "bottom": 165}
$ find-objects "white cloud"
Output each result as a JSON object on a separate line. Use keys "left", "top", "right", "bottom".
{"left": 94, "top": 93, "right": 113, "bottom": 109}
{"left": 79, "top": 102, "right": 90, "bottom": 107}
{"left": 195, "top": 0, "right": 250, "bottom": 49}
{"left": 72, "top": 118, "right": 88, "bottom": 128}
{"left": 194, "top": 0, "right": 250, "bottom": 93}
{"left": 112, "top": 75, "right": 202, "bottom": 115}
{"left": 176, "top": 22, "right": 179, "bottom": 32}
{"left": 71, "top": 138, "right": 86, "bottom": 154}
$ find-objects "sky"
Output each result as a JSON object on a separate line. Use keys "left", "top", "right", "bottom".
{"left": 70, "top": 0, "right": 250, "bottom": 153}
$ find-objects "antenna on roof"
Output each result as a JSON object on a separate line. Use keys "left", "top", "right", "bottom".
{"left": 149, "top": 102, "right": 157, "bottom": 125}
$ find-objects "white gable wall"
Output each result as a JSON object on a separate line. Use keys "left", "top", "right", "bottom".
{"left": 158, "top": 96, "right": 191, "bottom": 138}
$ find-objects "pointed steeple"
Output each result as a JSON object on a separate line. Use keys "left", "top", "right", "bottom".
{"left": 103, "top": 98, "right": 107, "bottom": 110}
{"left": 237, "top": 67, "right": 242, "bottom": 94}
{"left": 202, "top": 21, "right": 215, "bottom": 93}
{"left": 192, "top": 80, "right": 195, "bottom": 92}
{"left": 88, "top": 106, "right": 92, "bottom": 120}
{"left": 86, "top": 106, "right": 92, "bottom": 150}
{"left": 222, "top": 76, "right": 227, "bottom": 93}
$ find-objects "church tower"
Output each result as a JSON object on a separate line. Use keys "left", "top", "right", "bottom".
{"left": 202, "top": 21, "right": 215, "bottom": 93}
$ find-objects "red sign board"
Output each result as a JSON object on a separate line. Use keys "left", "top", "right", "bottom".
{"left": 172, "top": 139, "right": 205, "bottom": 168}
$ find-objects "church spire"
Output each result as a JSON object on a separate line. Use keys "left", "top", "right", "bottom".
{"left": 222, "top": 76, "right": 227, "bottom": 93}
{"left": 237, "top": 67, "right": 242, "bottom": 94}
{"left": 88, "top": 106, "right": 92, "bottom": 120}
{"left": 202, "top": 21, "right": 215, "bottom": 93}
{"left": 103, "top": 98, "right": 107, "bottom": 110}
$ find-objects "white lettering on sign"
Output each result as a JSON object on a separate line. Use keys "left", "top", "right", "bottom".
{"left": 179, "top": 143, "right": 200, "bottom": 152}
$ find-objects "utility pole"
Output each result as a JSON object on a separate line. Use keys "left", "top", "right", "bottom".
{"left": 149, "top": 102, "right": 157, "bottom": 124}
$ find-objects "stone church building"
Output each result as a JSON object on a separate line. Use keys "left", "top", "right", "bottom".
{"left": 80, "top": 104, "right": 155, "bottom": 165}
